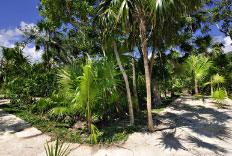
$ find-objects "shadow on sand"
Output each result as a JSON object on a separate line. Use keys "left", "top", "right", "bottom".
{"left": 154, "top": 96, "right": 231, "bottom": 153}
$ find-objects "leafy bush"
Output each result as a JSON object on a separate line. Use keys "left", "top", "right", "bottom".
{"left": 31, "top": 98, "right": 50, "bottom": 114}
{"left": 3, "top": 63, "right": 58, "bottom": 99}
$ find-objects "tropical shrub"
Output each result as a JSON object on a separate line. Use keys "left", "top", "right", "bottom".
{"left": 184, "top": 55, "right": 212, "bottom": 94}
{"left": 44, "top": 138, "right": 71, "bottom": 156}
{"left": 204, "top": 73, "right": 227, "bottom": 108}
{"left": 212, "top": 89, "right": 226, "bottom": 108}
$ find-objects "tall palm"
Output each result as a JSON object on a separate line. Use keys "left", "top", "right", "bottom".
{"left": 97, "top": 0, "right": 201, "bottom": 131}
{"left": 21, "top": 20, "right": 72, "bottom": 65}
{"left": 211, "top": 43, "right": 224, "bottom": 58}
{"left": 96, "top": 4, "right": 135, "bottom": 125}
{"left": 129, "top": 30, "right": 140, "bottom": 112}
{"left": 112, "top": 40, "right": 135, "bottom": 125}
{"left": 1, "top": 47, "right": 29, "bottom": 77}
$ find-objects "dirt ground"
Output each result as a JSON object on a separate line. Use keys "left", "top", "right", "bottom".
{"left": 0, "top": 96, "right": 232, "bottom": 156}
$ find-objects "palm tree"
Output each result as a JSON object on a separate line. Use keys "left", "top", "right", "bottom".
{"left": 96, "top": 4, "right": 135, "bottom": 125}
{"left": 211, "top": 43, "right": 224, "bottom": 58}
{"left": 129, "top": 29, "right": 140, "bottom": 112}
{"left": 0, "top": 47, "right": 29, "bottom": 77}
{"left": 21, "top": 20, "right": 72, "bottom": 65}
{"left": 185, "top": 55, "right": 212, "bottom": 94}
{"left": 112, "top": 40, "right": 135, "bottom": 125}
{"left": 131, "top": 46, "right": 140, "bottom": 112}
{"left": 204, "top": 73, "right": 227, "bottom": 108}
{"left": 97, "top": 0, "right": 201, "bottom": 131}
{"left": 58, "top": 58, "right": 123, "bottom": 130}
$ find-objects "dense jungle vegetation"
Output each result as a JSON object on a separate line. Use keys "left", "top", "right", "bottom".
{"left": 0, "top": 0, "right": 232, "bottom": 144}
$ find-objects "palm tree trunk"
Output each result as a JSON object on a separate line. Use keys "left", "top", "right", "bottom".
{"left": 139, "top": 14, "right": 154, "bottom": 131}
{"left": 132, "top": 51, "right": 139, "bottom": 112}
{"left": 88, "top": 116, "right": 92, "bottom": 132}
{"left": 112, "top": 40, "right": 134, "bottom": 125}
{"left": 195, "top": 78, "right": 199, "bottom": 94}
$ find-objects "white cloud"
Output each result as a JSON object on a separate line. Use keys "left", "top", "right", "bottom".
{"left": 0, "top": 21, "right": 42, "bottom": 62}
{"left": 0, "top": 28, "right": 21, "bottom": 47}
{"left": 223, "top": 36, "right": 232, "bottom": 53}
{"left": 214, "top": 36, "right": 232, "bottom": 53}
{"left": 20, "top": 21, "right": 35, "bottom": 30}
{"left": 23, "top": 44, "right": 43, "bottom": 62}
{"left": 214, "top": 36, "right": 224, "bottom": 43}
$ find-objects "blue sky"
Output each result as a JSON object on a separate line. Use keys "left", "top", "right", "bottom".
{"left": 0, "top": 1, "right": 231, "bottom": 62}
{"left": 0, "top": 0, "right": 43, "bottom": 62}
{"left": 0, "top": 0, "right": 41, "bottom": 29}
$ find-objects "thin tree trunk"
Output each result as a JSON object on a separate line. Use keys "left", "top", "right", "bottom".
{"left": 171, "top": 76, "right": 175, "bottom": 97}
{"left": 211, "top": 77, "right": 213, "bottom": 95}
{"left": 112, "top": 40, "right": 134, "bottom": 125}
{"left": 195, "top": 78, "right": 199, "bottom": 94}
{"left": 101, "top": 42, "right": 106, "bottom": 57}
{"left": 158, "top": 50, "right": 167, "bottom": 99}
{"left": 132, "top": 51, "right": 139, "bottom": 112}
{"left": 88, "top": 115, "right": 92, "bottom": 132}
{"left": 150, "top": 48, "right": 163, "bottom": 106}
{"left": 139, "top": 15, "right": 154, "bottom": 131}
{"left": 149, "top": 48, "right": 156, "bottom": 76}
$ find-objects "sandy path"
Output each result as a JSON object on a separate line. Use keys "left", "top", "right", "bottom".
{"left": 0, "top": 99, "right": 50, "bottom": 156}
{"left": 0, "top": 96, "right": 232, "bottom": 156}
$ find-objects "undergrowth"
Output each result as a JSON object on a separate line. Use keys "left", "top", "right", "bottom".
{"left": 0, "top": 96, "right": 177, "bottom": 145}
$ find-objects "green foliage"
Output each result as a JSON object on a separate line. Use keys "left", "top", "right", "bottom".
{"left": 204, "top": 73, "right": 226, "bottom": 91}
{"left": 2, "top": 0, "right": 232, "bottom": 148}
{"left": 192, "top": 94, "right": 205, "bottom": 103}
{"left": 45, "top": 138, "right": 71, "bottom": 156}
{"left": 0, "top": 95, "right": 178, "bottom": 145}
{"left": 207, "top": 0, "right": 232, "bottom": 39}
{"left": 31, "top": 98, "right": 49, "bottom": 114}
{"left": 212, "top": 73, "right": 225, "bottom": 85}
{"left": 212, "top": 89, "right": 227, "bottom": 108}
{"left": 90, "top": 124, "right": 100, "bottom": 144}
{"left": 57, "top": 59, "right": 123, "bottom": 121}
{"left": 3, "top": 63, "right": 58, "bottom": 98}
{"left": 152, "top": 96, "right": 180, "bottom": 112}
{"left": 185, "top": 55, "right": 212, "bottom": 80}
{"left": 193, "top": 94, "right": 204, "bottom": 99}
{"left": 184, "top": 55, "right": 212, "bottom": 91}
{"left": 229, "top": 94, "right": 232, "bottom": 100}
